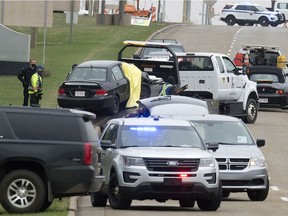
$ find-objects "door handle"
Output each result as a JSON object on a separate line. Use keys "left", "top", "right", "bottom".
{"left": 199, "top": 80, "right": 205, "bottom": 84}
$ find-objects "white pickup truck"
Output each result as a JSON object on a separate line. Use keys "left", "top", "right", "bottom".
{"left": 177, "top": 52, "right": 259, "bottom": 124}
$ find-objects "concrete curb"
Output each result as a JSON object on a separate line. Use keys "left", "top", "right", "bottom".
{"left": 68, "top": 196, "right": 78, "bottom": 216}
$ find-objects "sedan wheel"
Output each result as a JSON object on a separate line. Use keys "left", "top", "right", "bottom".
{"left": 107, "top": 95, "right": 120, "bottom": 115}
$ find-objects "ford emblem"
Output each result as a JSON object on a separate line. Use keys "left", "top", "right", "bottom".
{"left": 167, "top": 161, "right": 179, "bottom": 166}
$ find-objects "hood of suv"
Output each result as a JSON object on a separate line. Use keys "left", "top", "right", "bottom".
{"left": 118, "top": 147, "right": 213, "bottom": 158}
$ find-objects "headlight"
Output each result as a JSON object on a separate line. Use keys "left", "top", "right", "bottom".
{"left": 123, "top": 156, "right": 145, "bottom": 167}
{"left": 249, "top": 156, "right": 266, "bottom": 167}
{"left": 199, "top": 158, "right": 215, "bottom": 168}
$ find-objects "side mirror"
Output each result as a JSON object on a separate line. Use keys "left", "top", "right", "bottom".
{"left": 100, "top": 140, "right": 115, "bottom": 150}
{"left": 256, "top": 139, "right": 265, "bottom": 147}
{"left": 233, "top": 67, "right": 243, "bottom": 75}
{"left": 206, "top": 142, "right": 219, "bottom": 152}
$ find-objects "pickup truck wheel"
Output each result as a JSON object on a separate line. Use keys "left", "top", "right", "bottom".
{"left": 226, "top": 16, "right": 236, "bottom": 26}
{"left": 243, "top": 98, "right": 258, "bottom": 124}
{"left": 0, "top": 170, "right": 46, "bottom": 213}
{"left": 179, "top": 199, "right": 195, "bottom": 207}
{"left": 108, "top": 173, "right": 132, "bottom": 209}
{"left": 197, "top": 181, "right": 222, "bottom": 211}
{"left": 259, "top": 17, "right": 269, "bottom": 26}
{"left": 247, "top": 177, "right": 269, "bottom": 201}
{"left": 107, "top": 95, "right": 120, "bottom": 115}
{"left": 91, "top": 192, "right": 107, "bottom": 207}
{"left": 39, "top": 199, "right": 53, "bottom": 211}
{"left": 140, "top": 83, "right": 151, "bottom": 99}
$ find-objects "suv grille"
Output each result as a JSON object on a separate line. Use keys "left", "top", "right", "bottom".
{"left": 216, "top": 158, "right": 249, "bottom": 170}
{"left": 144, "top": 158, "right": 200, "bottom": 172}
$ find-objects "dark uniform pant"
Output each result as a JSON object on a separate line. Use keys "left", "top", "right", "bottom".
{"left": 23, "top": 86, "right": 29, "bottom": 106}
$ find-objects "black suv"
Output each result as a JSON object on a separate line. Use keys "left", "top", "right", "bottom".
{"left": 0, "top": 106, "right": 104, "bottom": 213}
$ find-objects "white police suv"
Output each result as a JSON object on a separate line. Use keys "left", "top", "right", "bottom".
{"left": 220, "top": 2, "right": 285, "bottom": 27}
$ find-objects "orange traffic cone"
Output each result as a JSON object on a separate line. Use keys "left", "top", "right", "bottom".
{"left": 243, "top": 53, "right": 250, "bottom": 67}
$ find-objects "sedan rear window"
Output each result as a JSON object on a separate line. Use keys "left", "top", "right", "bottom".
{"left": 68, "top": 68, "right": 107, "bottom": 81}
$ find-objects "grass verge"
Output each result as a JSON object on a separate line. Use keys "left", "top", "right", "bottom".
{"left": 0, "top": 13, "right": 168, "bottom": 107}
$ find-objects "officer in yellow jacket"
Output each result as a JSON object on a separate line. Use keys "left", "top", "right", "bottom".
{"left": 28, "top": 65, "right": 44, "bottom": 107}
{"left": 159, "top": 76, "right": 176, "bottom": 96}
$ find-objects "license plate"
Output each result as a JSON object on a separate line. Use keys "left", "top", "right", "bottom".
{"left": 259, "top": 98, "right": 268, "bottom": 103}
{"left": 75, "top": 91, "right": 85, "bottom": 97}
{"left": 163, "top": 178, "right": 182, "bottom": 185}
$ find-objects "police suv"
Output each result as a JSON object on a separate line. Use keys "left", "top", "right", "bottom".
{"left": 220, "top": 2, "right": 285, "bottom": 26}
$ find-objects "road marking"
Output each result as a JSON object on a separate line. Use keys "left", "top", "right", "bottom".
{"left": 271, "top": 186, "right": 280, "bottom": 191}
{"left": 281, "top": 197, "right": 288, "bottom": 201}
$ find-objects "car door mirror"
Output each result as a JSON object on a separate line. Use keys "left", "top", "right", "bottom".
{"left": 256, "top": 139, "right": 265, "bottom": 147}
{"left": 101, "top": 140, "right": 115, "bottom": 150}
{"left": 206, "top": 142, "right": 219, "bottom": 152}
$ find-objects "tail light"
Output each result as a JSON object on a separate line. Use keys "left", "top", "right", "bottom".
{"left": 95, "top": 89, "right": 108, "bottom": 96}
{"left": 84, "top": 143, "right": 92, "bottom": 165}
{"left": 58, "top": 87, "right": 65, "bottom": 95}
{"left": 276, "top": 89, "right": 284, "bottom": 95}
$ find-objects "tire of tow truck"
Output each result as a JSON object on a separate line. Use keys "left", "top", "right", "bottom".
{"left": 243, "top": 98, "right": 258, "bottom": 124}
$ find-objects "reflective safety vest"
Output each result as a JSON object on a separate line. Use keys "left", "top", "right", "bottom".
{"left": 28, "top": 73, "right": 43, "bottom": 95}
{"left": 159, "top": 83, "right": 173, "bottom": 96}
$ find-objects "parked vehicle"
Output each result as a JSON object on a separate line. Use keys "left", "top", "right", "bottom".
{"left": 91, "top": 117, "right": 222, "bottom": 211}
{"left": 0, "top": 106, "right": 104, "bottom": 213}
{"left": 220, "top": 2, "right": 285, "bottom": 26}
{"left": 176, "top": 52, "right": 259, "bottom": 124}
{"left": 247, "top": 65, "right": 288, "bottom": 108}
{"left": 57, "top": 60, "right": 151, "bottom": 115}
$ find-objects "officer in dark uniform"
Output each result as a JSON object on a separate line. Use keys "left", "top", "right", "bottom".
{"left": 17, "top": 59, "right": 37, "bottom": 106}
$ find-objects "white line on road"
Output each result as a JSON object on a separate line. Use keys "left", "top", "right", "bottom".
{"left": 281, "top": 197, "right": 288, "bottom": 201}
{"left": 271, "top": 186, "right": 280, "bottom": 191}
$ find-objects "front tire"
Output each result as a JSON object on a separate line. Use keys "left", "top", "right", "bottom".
{"left": 91, "top": 191, "right": 107, "bottom": 207}
{"left": 108, "top": 173, "right": 132, "bottom": 209}
{"left": 0, "top": 170, "right": 46, "bottom": 214}
{"left": 259, "top": 17, "right": 269, "bottom": 26}
{"left": 140, "top": 83, "right": 151, "bottom": 99}
{"left": 243, "top": 98, "right": 258, "bottom": 124}
{"left": 197, "top": 182, "right": 222, "bottom": 211}
{"left": 247, "top": 177, "right": 269, "bottom": 201}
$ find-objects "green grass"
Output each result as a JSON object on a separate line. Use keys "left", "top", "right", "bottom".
{"left": 0, "top": 14, "right": 168, "bottom": 214}
{"left": 0, "top": 198, "right": 69, "bottom": 216}
{"left": 0, "top": 13, "right": 168, "bottom": 107}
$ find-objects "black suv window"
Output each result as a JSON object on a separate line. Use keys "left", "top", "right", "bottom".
{"left": 7, "top": 113, "right": 82, "bottom": 141}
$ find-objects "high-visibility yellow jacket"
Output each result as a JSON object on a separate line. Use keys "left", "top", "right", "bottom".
{"left": 28, "top": 73, "right": 43, "bottom": 95}
{"left": 159, "top": 83, "right": 173, "bottom": 96}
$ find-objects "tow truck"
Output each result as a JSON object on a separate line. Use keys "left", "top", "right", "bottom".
{"left": 118, "top": 41, "right": 259, "bottom": 123}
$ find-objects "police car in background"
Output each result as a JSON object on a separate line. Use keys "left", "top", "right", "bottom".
{"left": 220, "top": 2, "right": 285, "bottom": 26}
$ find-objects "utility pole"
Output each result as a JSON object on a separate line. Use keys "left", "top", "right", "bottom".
{"left": 69, "top": 0, "right": 75, "bottom": 44}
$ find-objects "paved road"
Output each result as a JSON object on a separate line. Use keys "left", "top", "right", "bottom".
{"left": 76, "top": 24, "right": 288, "bottom": 216}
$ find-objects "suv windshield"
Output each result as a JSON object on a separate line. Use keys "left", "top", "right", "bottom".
{"left": 119, "top": 125, "right": 204, "bottom": 149}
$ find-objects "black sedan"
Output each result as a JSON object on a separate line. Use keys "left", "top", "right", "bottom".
{"left": 57, "top": 60, "right": 151, "bottom": 115}
{"left": 247, "top": 65, "right": 288, "bottom": 109}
